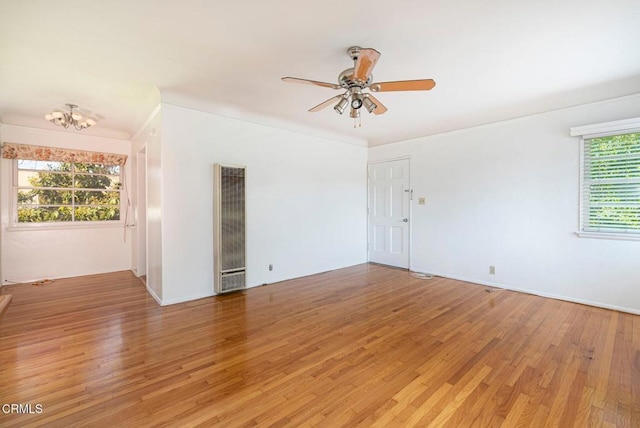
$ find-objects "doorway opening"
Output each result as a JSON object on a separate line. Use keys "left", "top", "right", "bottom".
{"left": 136, "top": 146, "right": 147, "bottom": 284}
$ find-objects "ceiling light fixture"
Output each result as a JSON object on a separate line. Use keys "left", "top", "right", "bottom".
{"left": 350, "top": 105, "right": 362, "bottom": 128}
{"left": 334, "top": 95, "right": 349, "bottom": 115}
{"left": 334, "top": 90, "right": 369, "bottom": 116}
{"left": 45, "top": 104, "right": 97, "bottom": 130}
{"left": 283, "top": 45, "right": 436, "bottom": 125}
{"left": 362, "top": 95, "right": 377, "bottom": 114}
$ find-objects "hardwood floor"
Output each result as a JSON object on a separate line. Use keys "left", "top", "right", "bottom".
{"left": 0, "top": 264, "right": 638, "bottom": 427}
{"left": 0, "top": 294, "right": 11, "bottom": 319}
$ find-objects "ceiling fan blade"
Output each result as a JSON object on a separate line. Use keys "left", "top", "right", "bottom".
{"left": 369, "top": 79, "right": 436, "bottom": 92}
{"left": 365, "top": 94, "right": 388, "bottom": 115}
{"left": 309, "top": 95, "right": 344, "bottom": 112}
{"left": 353, "top": 48, "right": 381, "bottom": 82}
{"left": 282, "top": 77, "right": 341, "bottom": 90}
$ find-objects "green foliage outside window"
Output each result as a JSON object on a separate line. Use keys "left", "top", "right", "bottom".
{"left": 17, "top": 161, "right": 121, "bottom": 223}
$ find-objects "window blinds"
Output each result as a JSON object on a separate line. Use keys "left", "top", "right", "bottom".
{"left": 582, "top": 133, "right": 640, "bottom": 233}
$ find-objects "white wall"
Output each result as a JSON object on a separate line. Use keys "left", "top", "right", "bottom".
{"left": 157, "top": 103, "right": 367, "bottom": 304}
{"left": 369, "top": 94, "right": 640, "bottom": 314}
{"left": 1, "top": 124, "right": 132, "bottom": 284}
{"left": 131, "top": 106, "right": 163, "bottom": 302}
{"left": 0, "top": 123, "right": 3, "bottom": 284}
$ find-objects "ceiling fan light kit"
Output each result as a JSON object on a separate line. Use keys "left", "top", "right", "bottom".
{"left": 282, "top": 46, "right": 435, "bottom": 126}
{"left": 362, "top": 95, "right": 377, "bottom": 114}
{"left": 45, "top": 103, "right": 97, "bottom": 130}
{"left": 334, "top": 94, "right": 350, "bottom": 115}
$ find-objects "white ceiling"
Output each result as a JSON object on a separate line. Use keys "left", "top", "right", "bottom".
{"left": 1, "top": 0, "right": 640, "bottom": 146}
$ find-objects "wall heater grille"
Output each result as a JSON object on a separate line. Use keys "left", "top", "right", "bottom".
{"left": 213, "top": 164, "right": 246, "bottom": 293}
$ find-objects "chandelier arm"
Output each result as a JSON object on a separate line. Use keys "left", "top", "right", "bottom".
{"left": 45, "top": 104, "right": 96, "bottom": 130}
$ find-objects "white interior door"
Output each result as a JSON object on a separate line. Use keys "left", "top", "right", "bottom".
{"left": 368, "top": 159, "right": 411, "bottom": 268}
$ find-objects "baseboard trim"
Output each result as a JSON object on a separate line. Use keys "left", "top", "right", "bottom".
{"left": 145, "top": 285, "right": 163, "bottom": 306}
{"left": 159, "top": 292, "right": 215, "bottom": 306}
{"left": 410, "top": 268, "right": 640, "bottom": 316}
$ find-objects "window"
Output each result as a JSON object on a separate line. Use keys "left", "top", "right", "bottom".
{"left": 16, "top": 160, "right": 122, "bottom": 223}
{"left": 2, "top": 142, "right": 128, "bottom": 227}
{"left": 571, "top": 118, "right": 640, "bottom": 239}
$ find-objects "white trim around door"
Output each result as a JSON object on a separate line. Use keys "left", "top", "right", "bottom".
{"left": 367, "top": 158, "right": 411, "bottom": 269}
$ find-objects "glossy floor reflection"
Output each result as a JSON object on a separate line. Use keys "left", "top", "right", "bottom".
{"left": 0, "top": 265, "right": 638, "bottom": 426}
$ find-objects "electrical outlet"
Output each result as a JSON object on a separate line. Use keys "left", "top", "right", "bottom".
{"left": 418, "top": 197, "right": 426, "bottom": 205}
{"left": 489, "top": 265, "right": 495, "bottom": 275}
{"left": 269, "top": 264, "right": 273, "bottom": 271}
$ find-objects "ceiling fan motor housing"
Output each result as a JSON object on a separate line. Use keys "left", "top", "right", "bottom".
{"left": 338, "top": 68, "right": 373, "bottom": 89}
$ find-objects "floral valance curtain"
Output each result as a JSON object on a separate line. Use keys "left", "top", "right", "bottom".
{"left": 1, "top": 142, "right": 127, "bottom": 166}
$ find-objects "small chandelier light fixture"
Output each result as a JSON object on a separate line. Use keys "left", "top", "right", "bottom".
{"left": 45, "top": 104, "right": 97, "bottom": 130}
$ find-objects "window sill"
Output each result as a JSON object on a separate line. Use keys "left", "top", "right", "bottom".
{"left": 8, "top": 221, "right": 126, "bottom": 232}
{"left": 576, "top": 231, "right": 640, "bottom": 242}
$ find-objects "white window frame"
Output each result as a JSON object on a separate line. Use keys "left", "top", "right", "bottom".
{"left": 10, "top": 159, "right": 125, "bottom": 231}
{"left": 570, "top": 117, "right": 640, "bottom": 241}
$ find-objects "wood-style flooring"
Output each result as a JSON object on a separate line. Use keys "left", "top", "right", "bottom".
{"left": 0, "top": 264, "right": 638, "bottom": 427}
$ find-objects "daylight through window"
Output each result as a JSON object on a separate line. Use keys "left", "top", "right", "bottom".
{"left": 16, "top": 160, "right": 122, "bottom": 223}
{"left": 581, "top": 131, "right": 640, "bottom": 235}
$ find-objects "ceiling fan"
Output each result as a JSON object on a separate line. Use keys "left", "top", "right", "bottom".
{"left": 282, "top": 46, "right": 435, "bottom": 124}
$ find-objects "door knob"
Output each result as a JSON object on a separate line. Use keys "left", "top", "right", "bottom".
{"left": 402, "top": 218, "right": 408, "bottom": 222}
